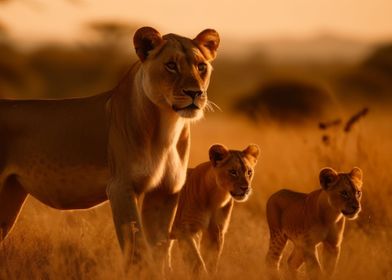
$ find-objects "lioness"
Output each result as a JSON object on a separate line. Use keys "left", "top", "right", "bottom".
{"left": 0, "top": 27, "right": 220, "bottom": 268}
{"left": 265, "top": 167, "right": 363, "bottom": 279}
{"left": 169, "top": 144, "right": 260, "bottom": 274}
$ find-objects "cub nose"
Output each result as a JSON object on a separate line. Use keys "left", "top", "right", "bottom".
{"left": 240, "top": 186, "right": 249, "bottom": 192}
{"left": 351, "top": 205, "right": 360, "bottom": 211}
{"left": 183, "top": 89, "right": 203, "bottom": 99}
{"left": 348, "top": 204, "right": 360, "bottom": 213}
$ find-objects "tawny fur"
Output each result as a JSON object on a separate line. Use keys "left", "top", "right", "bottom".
{"left": 265, "top": 167, "right": 363, "bottom": 279}
{"left": 0, "top": 26, "right": 220, "bottom": 269}
{"left": 169, "top": 144, "right": 260, "bottom": 274}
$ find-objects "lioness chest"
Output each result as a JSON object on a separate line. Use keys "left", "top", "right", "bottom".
{"left": 129, "top": 145, "right": 188, "bottom": 194}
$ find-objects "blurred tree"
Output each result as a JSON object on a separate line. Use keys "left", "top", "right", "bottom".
{"left": 336, "top": 42, "right": 392, "bottom": 103}
{"left": 234, "top": 79, "right": 335, "bottom": 124}
{"left": 87, "top": 21, "right": 138, "bottom": 44}
{"left": 362, "top": 44, "right": 392, "bottom": 78}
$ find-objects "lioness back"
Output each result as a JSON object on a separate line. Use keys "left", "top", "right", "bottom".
{"left": 0, "top": 93, "right": 111, "bottom": 209}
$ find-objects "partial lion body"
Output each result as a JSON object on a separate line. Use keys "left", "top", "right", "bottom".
{"left": 265, "top": 168, "right": 363, "bottom": 279}
{"left": 169, "top": 163, "right": 234, "bottom": 274}
{"left": 169, "top": 144, "right": 259, "bottom": 274}
{"left": 0, "top": 26, "right": 221, "bottom": 272}
{"left": 0, "top": 93, "right": 110, "bottom": 210}
{"left": 266, "top": 189, "right": 332, "bottom": 243}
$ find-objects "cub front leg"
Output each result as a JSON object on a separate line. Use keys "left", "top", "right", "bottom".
{"left": 107, "top": 181, "right": 151, "bottom": 267}
{"left": 322, "top": 219, "right": 344, "bottom": 277}
{"left": 200, "top": 224, "right": 224, "bottom": 274}
{"left": 287, "top": 247, "right": 304, "bottom": 280}
{"left": 201, "top": 200, "right": 233, "bottom": 274}
{"left": 178, "top": 233, "right": 207, "bottom": 274}
{"left": 321, "top": 242, "right": 340, "bottom": 278}
{"left": 303, "top": 246, "right": 322, "bottom": 280}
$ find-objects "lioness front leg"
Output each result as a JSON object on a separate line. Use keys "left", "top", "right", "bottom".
{"left": 107, "top": 181, "right": 151, "bottom": 267}
{"left": 142, "top": 187, "right": 179, "bottom": 272}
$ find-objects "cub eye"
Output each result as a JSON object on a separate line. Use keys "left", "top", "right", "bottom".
{"left": 165, "top": 62, "right": 178, "bottom": 72}
{"left": 247, "top": 170, "right": 253, "bottom": 177}
{"left": 356, "top": 190, "right": 362, "bottom": 197}
{"left": 229, "top": 170, "right": 238, "bottom": 177}
{"left": 340, "top": 191, "right": 349, "bottom": 198}
{"left": 197, "top": 62, "right": 207, "bottom": 73}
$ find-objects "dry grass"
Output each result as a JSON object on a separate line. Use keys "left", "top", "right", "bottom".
{"left": 1, "top": 108, "right": 391, "bottom": 279}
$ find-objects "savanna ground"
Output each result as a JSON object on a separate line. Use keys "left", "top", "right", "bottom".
{"left": 1, "top": 25, "right": 392, "bottom": 279}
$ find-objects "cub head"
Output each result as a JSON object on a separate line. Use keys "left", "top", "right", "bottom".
{"left": 320, "top": 167, "right": 363, "bottom": 220}
{"left": 209, "top": 144, "right": 260, "bottom": 202}
{"left": 133, "top": 26, "right": 220, "bottom": 120}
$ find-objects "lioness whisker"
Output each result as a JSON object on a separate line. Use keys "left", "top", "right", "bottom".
{"left": 205, "top": 102, "right": 214, "bottom": 112}
{"left": 207, "top": 100, "right": 222, "bottom": 112}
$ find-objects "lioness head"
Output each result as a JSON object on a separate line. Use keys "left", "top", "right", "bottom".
{"left": 320, "top": 167, "right": 363, "bottom": 219}
{"left": 209, "top": 144, "right": 260, "bottom": 202}
{"left": 133, "top": 27, "right": 220, "bottom": 120}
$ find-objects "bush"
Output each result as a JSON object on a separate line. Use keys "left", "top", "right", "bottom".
{"left": 234, "top": 79, "right": 335, "bottom": 124}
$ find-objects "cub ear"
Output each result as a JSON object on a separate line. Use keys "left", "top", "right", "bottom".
{"left": 319, "top": 167, "right": 339, "bottom": 190}
{"left": 193, "top": 29, "right": 220, "bottom": 60}
{"left": 243, "top": 144, "right": 260, "bottom": 164}
{"left": 209, "top": 144, "right": 229, "bottom": 167}
{"left": 133, "top": 26, "right": 163, "bottom": 62}
{"left": 350, "top": 167, "right": 363, "bottom": 182}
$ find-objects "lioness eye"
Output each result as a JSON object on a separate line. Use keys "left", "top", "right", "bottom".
{"left": 197, "top": 62, "right": 207, "bottom": 72}
{"left": 247, "top": 170, "right": 253, "bottom": 177}
{"left": 229, "top": 170, "right": 238, "bottom": 177}
{"left": 356, "top": 190, "right": 362, "bottom": 197}
{"left": 165, "top": 62, "right": 177, "bottom": 72}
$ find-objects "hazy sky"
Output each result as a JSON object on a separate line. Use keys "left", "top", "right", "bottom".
{"left": 0, "top": 0, "right": 392, "bottom": 44}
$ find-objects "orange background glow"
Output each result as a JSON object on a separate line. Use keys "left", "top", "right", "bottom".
{"left": 1, "top": 0, "right": 392, "bottom": 43}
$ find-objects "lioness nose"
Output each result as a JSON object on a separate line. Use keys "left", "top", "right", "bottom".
{"left": 240, "top": 186, "right": 249, "bottom": 191}
{"left": 183, "top": 89, "right": 202, "bottom": 99}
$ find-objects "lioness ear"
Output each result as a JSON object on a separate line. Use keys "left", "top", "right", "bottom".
{"left": 350, "top": 167, "right": 363, "bottom": 182}
{"left": 193, "top": 29, "right": 220, "bottom": 60}
{"left": 243, "top": 144, "right": 260, "bottom": 164}
{"left": 319, "top": 167, "right": 338, "bottom": 190}
{"left": 133, "top": 26, "right": 163, "bottom": 62}
{"left": 209, "top": 144, "right": 229, "bottom": 167}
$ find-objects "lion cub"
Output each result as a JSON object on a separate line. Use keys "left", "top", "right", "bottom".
{"left": 169, "top": 144, "right": 260, "bottom": 274}
{"left": 265, "top": 167, "right": 363, "bottom": 279}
